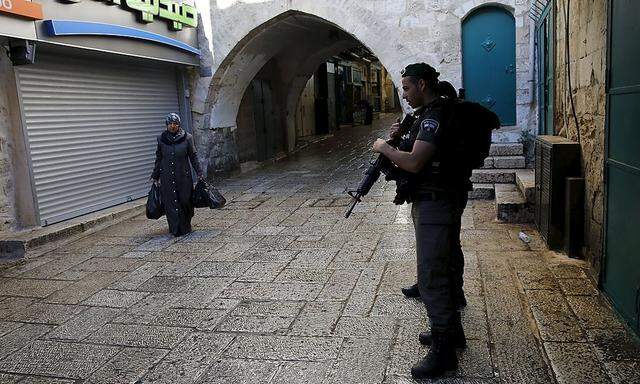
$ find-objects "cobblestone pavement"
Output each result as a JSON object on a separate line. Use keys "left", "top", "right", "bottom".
{"left": 1, "top": 114, "right": 639, "bottom": 384}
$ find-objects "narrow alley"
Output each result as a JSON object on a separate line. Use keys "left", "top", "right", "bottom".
{"left": 0, "top": 115, "right": 637, "bottom": 384}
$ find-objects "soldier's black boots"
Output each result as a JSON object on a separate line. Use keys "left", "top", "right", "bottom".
{"left": 418, "top": 317, "right": 466, "bottom": 348}
{"left": 401, "top": 283, "right": 421, "bottom": 298}
{"left": 411, "top": 330, "right": 458, "bottom": 379}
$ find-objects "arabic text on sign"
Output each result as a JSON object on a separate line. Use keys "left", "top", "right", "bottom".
{"left": 124, "top": 0, "right": 197, "bottom": 30}
{"left": 59, "top": 0, "right": 198, "bottom": 30}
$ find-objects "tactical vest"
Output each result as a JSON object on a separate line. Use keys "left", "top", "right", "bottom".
{"left": 405, "top": 99, "right": 471, "bottom": 193}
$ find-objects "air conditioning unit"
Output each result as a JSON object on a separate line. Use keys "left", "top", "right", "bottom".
{"left": 535, "top": 136, "right": 581, "bottom": 249}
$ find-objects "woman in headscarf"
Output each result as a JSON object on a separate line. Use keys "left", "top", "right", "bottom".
{"left": 150, "top": 113, "right": 204, "bottom": 236}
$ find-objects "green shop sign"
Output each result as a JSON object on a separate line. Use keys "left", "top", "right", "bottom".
{"left": 61, "top": 0, "right": 198, "bottom": 31}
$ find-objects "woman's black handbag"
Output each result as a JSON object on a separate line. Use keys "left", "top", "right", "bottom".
{"left": 146, "top": 183, "right": 164, "bottom": 219}
{"left": 192, "top": 179, "right": 226, "bottom": 209}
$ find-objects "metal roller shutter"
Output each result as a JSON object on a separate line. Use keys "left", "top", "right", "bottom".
{"left": 16, "top": 51, "right": 181, "bottom": 226}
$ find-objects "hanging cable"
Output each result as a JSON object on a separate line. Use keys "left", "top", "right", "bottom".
{"left": 564, "top": 0, "right": 585, "bottom": 180}
{"left": 565, "top": 0, "right": 581, "bottom": 144}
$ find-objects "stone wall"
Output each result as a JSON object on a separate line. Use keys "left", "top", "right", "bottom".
{"left": 189, "top": 0, "right": 537, "bottom": 176}
{"left": 0, "top": 55, "right": 17, "bottom": 231}
{"left": 553, "top": 0, "right": 607, "bottom": 274}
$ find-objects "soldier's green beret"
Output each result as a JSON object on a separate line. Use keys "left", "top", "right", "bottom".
{"left": 401, "top": 62, "right": 440, "bottom": 80}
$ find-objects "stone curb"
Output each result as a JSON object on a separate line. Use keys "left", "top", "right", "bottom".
{"left": 0, "top": 199, "right": 146, "bottom": 259}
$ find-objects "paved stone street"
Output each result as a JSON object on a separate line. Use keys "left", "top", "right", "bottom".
{"left": 0, "top": 115, "right": 639, "bottom": 384}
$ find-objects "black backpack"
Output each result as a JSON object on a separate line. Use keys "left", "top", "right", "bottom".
{"left": 442, "top": 98, "right": 501, "bottom": 172}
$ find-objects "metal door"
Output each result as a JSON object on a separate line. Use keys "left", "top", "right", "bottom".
{"left": 250, "top": 79, "right": 276, "bottom": 161}
{"left": 603, "top": 0, "right": 640, "bottom": 335}
{"left": 314, "top": 64, "right": 329, "bottom": 134}
{"left": 326, "top": 65, "right": 337, "bottom": 132}
{"left": 250, "top": 80, "right": 266, "bottom": 161}
{"left": 16, "top": 50, "right": 180, "bottom": 226}
{"left": 462, "top": 6, "right": 517, "bottom": 125}
{"left": 537, "top": 3, "right": 555, "bottom": 135}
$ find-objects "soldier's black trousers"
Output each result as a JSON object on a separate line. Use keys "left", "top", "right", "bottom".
{"left": 411, "top": 194, "right": 467, "bottom": 332}
{"left": 452, "top": 194, "right": 469, "bottom": 301}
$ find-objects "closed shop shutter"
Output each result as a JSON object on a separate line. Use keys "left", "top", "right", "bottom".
{"left": 15, "top": 50, "right": 181, "bottom": 226}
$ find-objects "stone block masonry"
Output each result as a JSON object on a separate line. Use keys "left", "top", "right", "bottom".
{"left": 189, "top": 0, "right": 536, "bottom": 176}
{"left": 553, "top": 0, "right": 607, "bottom": 273}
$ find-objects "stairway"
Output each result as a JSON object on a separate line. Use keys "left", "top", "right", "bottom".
{"left": 468, "top": 143, "right": 534, "bottom": 223}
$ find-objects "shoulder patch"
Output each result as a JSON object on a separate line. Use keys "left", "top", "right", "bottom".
{"left": 420, "top": 118, "right": 440, "bottom": 134}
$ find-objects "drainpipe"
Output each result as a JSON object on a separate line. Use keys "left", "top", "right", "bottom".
{"left": 528, "top": 17, "right": 536, "bottom": 107}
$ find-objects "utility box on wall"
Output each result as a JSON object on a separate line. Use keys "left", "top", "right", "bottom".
{"left": 534, "top": 136, "right": 581, "bottom": 250}
{"left": 564, "top": 177, "right": 585, "bottom": 258}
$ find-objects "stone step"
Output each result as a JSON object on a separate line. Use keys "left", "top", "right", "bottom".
{"left": 489, "top": 143, "right": 523, "bottom": 156}
{"left": 516, "top": 169, "right": 535, "bottom": 204}
{"left": 495, "top": 184, "right": 534, "bottom": 223}
{"left": 470, "top": 168, "right": 517, "bottom": 184}
{"left": 468, "top": 183, "right": 494, "bottom": 200}
{"left": 492, "top": 127, "right": 522, "bottom": 143}
{"left": 483, "top": 155, "right": 526, "bottom": 169}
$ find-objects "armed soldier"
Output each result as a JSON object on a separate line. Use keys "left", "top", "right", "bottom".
{"left": 401, "top": 78, "right": 468, "bottom": 310}
{"left": 372, "top": 63, "right": 469, "bottom": 379}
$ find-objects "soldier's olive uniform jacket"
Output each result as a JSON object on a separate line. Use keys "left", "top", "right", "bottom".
{"left": 151, "top": 130, "right": 203, "bottom": 236}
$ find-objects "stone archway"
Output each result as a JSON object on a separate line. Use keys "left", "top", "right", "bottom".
{"left": 193, "top": 1, "right": 534, "bottom": 175}
{"left": 206, "top": 8, "right": 408, "bottom": 130}
{"left": 197, "top": 8, "right": 412, "bottom": 174}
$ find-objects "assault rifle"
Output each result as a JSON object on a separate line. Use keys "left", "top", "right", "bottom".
{"left": 344, "top": 114, "right": 416, "bottom": 218}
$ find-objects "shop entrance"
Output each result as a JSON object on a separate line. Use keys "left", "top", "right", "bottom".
{"left": 15, "top": 50, "right": 183, "bottom": 225}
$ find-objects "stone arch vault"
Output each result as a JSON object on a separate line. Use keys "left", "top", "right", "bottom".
{"left": 192, "top": 0, "right": 534, "bottom": 175}
{"left": 206, "top": 9, "right": 407, "bottom": 129}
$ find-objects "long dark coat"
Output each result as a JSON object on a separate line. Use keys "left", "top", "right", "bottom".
{"left": 151, "top": 130, "right": 203, "bottom": 236}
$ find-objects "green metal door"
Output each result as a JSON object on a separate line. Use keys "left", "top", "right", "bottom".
{"left": 462, "top": 6, "right": 517, "bottom": 125}
{"left": 603, "top": 0, "right": 640, "bottom": 335}
{"left": 537, "top": 3, "right": 555, "bottom": 135}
